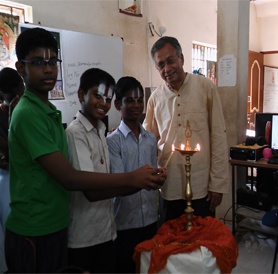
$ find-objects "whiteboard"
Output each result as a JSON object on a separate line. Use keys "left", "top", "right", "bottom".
{"left": 263, "top": 66, "right": 278, "bottom": 113}
{"left": 19, "top": 23, "right": 123, "bottom": 129}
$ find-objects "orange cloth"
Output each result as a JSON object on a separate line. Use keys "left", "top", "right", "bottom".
{"left": 134, "top": 215, "right": 238, "bottom": 274}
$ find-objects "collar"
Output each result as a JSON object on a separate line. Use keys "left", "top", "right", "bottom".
{"left": 118, "top": 120, "right": 146, "bottom": 138}
{"left": 75, "top": 110, "right": 106, "bottom": 134}
{"left": 165, "top": 72, "right": 188, "bottom": 92}
{"left": 24, "top": 90, "right": 58, "bottom": 115}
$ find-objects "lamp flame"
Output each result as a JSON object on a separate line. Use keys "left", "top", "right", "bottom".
{"left": 195, "top": 143, "right": 201, "bottom": 151}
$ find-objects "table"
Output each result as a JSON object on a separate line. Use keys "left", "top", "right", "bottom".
{"left": 230, "top": 158, "right": 278, "bottom": 236}
{"left": 230, "top": 158, "right": 278, "bottom": 273}
{"left": 134, "top": 215, "right": 238, "bottom": 274}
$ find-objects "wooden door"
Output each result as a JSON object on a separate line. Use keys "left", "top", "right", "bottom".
{"left": 247, "top": 51, "right": 264, "bottom": 130}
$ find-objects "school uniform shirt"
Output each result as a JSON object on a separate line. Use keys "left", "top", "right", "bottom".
{"left": 7, "top": 91, "right": 70, "bottom": 236}
{"left": 143, "top": 73, "right": 230, "bottom": 201}
{"left": 106, "top": 121, "right": 158, "bottom": 231}
{"left": 66, "top": 111, "right": 116, "bottom": 248}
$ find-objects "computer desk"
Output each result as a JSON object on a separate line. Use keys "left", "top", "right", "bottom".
{"left": 230, "top": 158, "right": 278, "bottom": 273}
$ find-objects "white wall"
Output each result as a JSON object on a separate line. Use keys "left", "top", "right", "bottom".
{"left": 250, "top": 0, "right": 278, "bottom": 67}
{"left": 249, "top": 2, "right": 261, "bottom": 52}
{"left": 264, "top": 54, "right": 278, "bottom": 67}
{"left": 260, "top": 16, "right": 278, "bottom": 52}
{"left": 10, "top": 0, "right": 217, "bottom": 90}
{"left": 253, "top": 0, "right": 278, "bottom": 53}
{"left": 147, "top": 0, "right": 217, "bottom": 88}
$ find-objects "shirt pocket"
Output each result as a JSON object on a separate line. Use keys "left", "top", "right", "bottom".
{"left": 183, "top": 110, "right": 208, "bottom": 134}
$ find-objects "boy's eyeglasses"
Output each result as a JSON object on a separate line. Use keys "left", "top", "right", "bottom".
{"left": 21, "top": 58, "right": 62, "bottom": 67}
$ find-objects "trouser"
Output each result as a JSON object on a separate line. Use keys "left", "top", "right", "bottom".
{"left": 5, "top": 228, "right": 68, "bottom": 273}
{"left": 162, "top": 196, "right": 215, "bottom": 222}
{"left": 68, "top": 240, "right": 116, "bottom": 273}
{"left": 115, "top": 222, "right": 157, "bottom": 274}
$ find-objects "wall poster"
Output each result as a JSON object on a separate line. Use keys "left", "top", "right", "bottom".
{"left": 0, "top": 12, "right": 19, "bottom": 69}
{"left": 218, "top": 54, "right": 236, "bottom": 87}
{"left": 207, "top": 60, "right": 217, "bottom": 85}
{"left": 119, "top": 0, "right": 142, "bottom": 16}
{"left": 263, "top": 66, "right": 278, "bottom": 113}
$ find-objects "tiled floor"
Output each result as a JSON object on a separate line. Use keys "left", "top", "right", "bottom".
{"left": 227, "top": 210, "right": 278, "bottom": 274}
{"left": 233, "top": 230, "right": 277, "bottom": 273}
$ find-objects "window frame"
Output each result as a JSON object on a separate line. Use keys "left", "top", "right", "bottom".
{"left": 0, "top": 1, "right": 33, "bottom": 23}
{"left": 192, "top": 41, "right": 217, "bottom": 78}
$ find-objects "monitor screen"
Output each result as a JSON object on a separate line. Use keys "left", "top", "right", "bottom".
{"left": 271, "top": 115, "right": 278, "bottom": 150}
{"left": 255, "top": 113, "right": 278, "bottom": 146}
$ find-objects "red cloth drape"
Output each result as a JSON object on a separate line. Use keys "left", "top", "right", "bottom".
{"left": 134, "top": 215, "right": 238, "bottom": 274}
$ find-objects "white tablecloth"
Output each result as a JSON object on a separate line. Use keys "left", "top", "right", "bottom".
{"left": 140, "top": 246, "right": 220, "bottom": 274}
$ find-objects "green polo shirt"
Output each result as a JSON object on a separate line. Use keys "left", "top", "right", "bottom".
{"left": 6, "top": 90, "right": 70, "bottom": 236}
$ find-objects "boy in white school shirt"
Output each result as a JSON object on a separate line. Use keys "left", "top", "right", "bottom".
{"left": 66, "top": 68, "right": 117, "bottom": 273}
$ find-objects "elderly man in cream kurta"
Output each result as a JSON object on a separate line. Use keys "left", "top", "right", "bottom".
{"left": 144, "top": 36, "right": 229, "bottom": 221}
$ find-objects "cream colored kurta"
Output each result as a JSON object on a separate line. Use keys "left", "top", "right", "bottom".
{"left": 143, "top": 73, "right": 229, "bottom": 200}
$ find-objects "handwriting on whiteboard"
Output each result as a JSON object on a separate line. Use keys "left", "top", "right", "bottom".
{"left": 65, "top": 61, "right": 101, "bottom": 104}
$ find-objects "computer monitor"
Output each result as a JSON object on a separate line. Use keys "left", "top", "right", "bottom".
{"left": 255, "top": 113, "right": 278, "bottom": 146}
{"left": 271, "top": 115, "right": 278, "bottom": 151}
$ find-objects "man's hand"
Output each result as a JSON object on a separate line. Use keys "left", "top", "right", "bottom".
{"left": 207, "top": 191, "right": 223, "bottom": 212}
{"left": 131, "top": 165, "right": 168, "bottom": 190}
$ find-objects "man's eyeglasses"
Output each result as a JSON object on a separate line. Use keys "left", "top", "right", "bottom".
{"left": 156, "top": 55, "right": 179, "bottom": 71}
{"left": 21, "top": 58, "right": 62, "bottom": 67}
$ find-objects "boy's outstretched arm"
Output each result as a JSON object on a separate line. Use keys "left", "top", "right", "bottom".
{"left": 83, "top": 166, "right": 167, "bottom": 202}
{"left": 37, "top": 151, "right": 167, "bottom": 192}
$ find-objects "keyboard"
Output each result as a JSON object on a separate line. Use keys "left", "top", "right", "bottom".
{"left": 267, "top": 157, "right": 278, "bottom": 164}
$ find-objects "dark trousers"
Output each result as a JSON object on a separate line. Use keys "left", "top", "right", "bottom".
{"left": 115, "top": 222, "right": 157, "bottom": 274}
{"left": 68, "top": 240, "right": 116, "bottom": 273}
{"left": 5, "top": 228, "right": 68, "bottom": 273}
{"left": 161, "top": 196, "right": 215, "bottom": 222}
